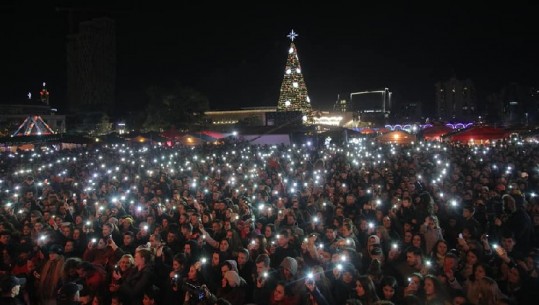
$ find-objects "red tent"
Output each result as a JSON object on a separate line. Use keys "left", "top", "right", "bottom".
{"left": 199, "top": 130, "right": 226, "bottom": 139}
{"left": 445, "top": 126, "right": 509, "bottom": 144}
{"left": 376, "top": 130, "right": 417, "bottom": 144}
{"left": 360, "top": 127, "right": 375, "bottom": 135}
{"left": 423, "top": 125, "right": 452, "bottom": 141}
{"left": 161, "top": 127, "right": 184, "bottom": 140}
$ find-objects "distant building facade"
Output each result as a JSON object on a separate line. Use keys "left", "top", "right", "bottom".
{"left": 435, "top": 77, "right": 477, "bottom": 121}
{"left": 205, "top": 107, "right": 277, "bottom": 128}
{"left": 67, "top": 17, "right": 116, "bottom": 114}
{"left": 205, "top": 107, "right": 354, "bottom": 130}
{"left": 348, "top": 88, "right": 392, "bottom": 126}
{"left": 498, "top": 83, "right": 539, "bottom": 126}
{"left": 390, "top": 101, "right": 423, "bottom": 123}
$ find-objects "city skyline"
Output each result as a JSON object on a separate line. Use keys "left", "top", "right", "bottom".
{"left": 2, "top": 2, "right": 539, "bottom": 117}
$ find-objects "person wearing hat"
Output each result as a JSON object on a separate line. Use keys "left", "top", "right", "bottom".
{"left": 0, "top": 275, "right": 26, "bottom": 305}
{"left": 56, "top": 282, "right": 83, "bottom": 305}
{"left": 277, "top": 256, "right": 305, "bottom": 304}
{"left": 217, "top": 270, "right": 247, "bottom": 305}
{"left": 36, "top": 244, "right": 65, "bottom": 305}
{"left": 120, "top": 231, "right": 137, "bottom": 256}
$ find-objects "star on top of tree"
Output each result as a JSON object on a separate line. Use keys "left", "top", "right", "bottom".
{"left": 287, "top": 29, "right": 298, "bottom": 41}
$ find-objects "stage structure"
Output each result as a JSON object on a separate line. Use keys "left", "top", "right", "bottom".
{"left": 12, "top": 115, "right": 56, "bottom": 136}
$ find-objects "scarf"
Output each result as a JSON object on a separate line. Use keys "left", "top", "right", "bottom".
{"left": 38, "top": 256, "right": 65, "bottom": 299}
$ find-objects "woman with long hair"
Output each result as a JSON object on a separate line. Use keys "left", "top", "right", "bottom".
{"left": 465, "top": 262, "right": 491, "bottom": 304}
{"left": 403, "top": 272, "right": 424, "bottom": 298}
{"left": 248, "top": 234, "right": 269, "bottom": 260}
{"left": 305, "top": 265, "right": 334, "bottom": 305}
{"left": 429, "top": 239, "right": 449, "bottom": 270}
{"left": 161, "top": 253, "right": 188, "bottom": 304}
{"left": 476, "top": 276, "right": 506, "bottom": 305}
{"left": 181, "top": 260, "right": 207, "bottom": 305}
{"left": 460, "top": 248, "right": 481, "bottom": 280}
{"left": 353, "top": 275, "right": 380, "bottom": 305}
{"left": 422, "top": 274, "right": 450, "bottom": 305}
{"left": 420, "top": 215, "right": 443, "bottom": 255}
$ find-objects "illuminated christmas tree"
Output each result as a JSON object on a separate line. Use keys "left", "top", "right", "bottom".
{"left": 276, "top": 30, "right": 313, "bottom": 124}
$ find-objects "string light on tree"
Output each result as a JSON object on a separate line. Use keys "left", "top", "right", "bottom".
{"left": 277, "top": 29, "right": 313, "bottom": 124}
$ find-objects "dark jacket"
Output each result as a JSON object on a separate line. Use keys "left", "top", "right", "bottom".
{"left": 217, "top": 278, "right": 247, "bottom": 305}
{"left": 119, "top": 265, "right": 155, "bottom": 305}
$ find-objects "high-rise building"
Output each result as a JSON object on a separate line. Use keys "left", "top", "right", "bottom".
{"left": 66, "top": 17, "right": 116, "bottom": 114}
{"left": 499, "top": 83, "right": 539, "bottom": 126}
{"left": 276, "top": 30, "right": 313, "bottom": 124}
{"left": 435, "top": 77, "right": 476, "bottom": 121}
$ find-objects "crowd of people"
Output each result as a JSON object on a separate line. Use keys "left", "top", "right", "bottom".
{"left": 0, "top": 138, "right": 538, "bottom": 305}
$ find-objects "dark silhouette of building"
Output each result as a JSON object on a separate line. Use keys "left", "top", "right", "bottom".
{"left": 498, "top": 83, "right": 539, "bottom": 126}
{"left": 66, "top": 17, "right": 116, "bottom": 114}
{"left": 435, "top": 77, "right": 476, "bottom": 121}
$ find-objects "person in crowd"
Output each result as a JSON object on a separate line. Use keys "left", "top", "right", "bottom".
{"left": 159, "top": 253, "right": 187, "bottom": 304}
{"left": 217, "top": 270, "right": 246, "bottom": 304}
{"left": 353, "top": 275, "right": 380, "bottom": 305}
{"left": 474, "top": 276, "right": 506, "bottom": 305}
{"left": 253, "top": 254, "right": 277, "bottom": 305}
{"left": 302, "top": 268, "right": 332, "bottom": 305}
{"left": 271, "top": 230, "right": 299, "bottom": 268}
{"left": 0, "top": 137, "right": 538, "bottom": 305}
{"left": 109, "top": 254, "right": 136, "bottom": 296}
{"left": 117, "top": 248, "right": 155, "bottom": 305}
{"left": 141, "top": 285, "right": 160, "bottom": 305}
{"left": 329, "top": 261, "right": 357, "bottom": 304}
{"left": 429, "top": 239, "right": 449, "bottom": 270}
{"left": 56, "top": 282, "right": 83, "bottom": 305}
{"left": 36, "top": 244, "right": 65, "bottom": 305}
{"left": 379, "top": 275, "right": 401, "bottom": 304}
{"left": 0, "top": 275, "right": 26, "bottom": 305}
{"left": 83, "top": 236, "right": 124, "bottom": 270}
{"left": 76, "top": 261, "right": 107, "bottom": 296}
{"left": 422, "top": 274, "right": 451, "bottom": 305}
{"left": 236, "top": 247, "right": 255, "bottom": 302}
{"left": 269, "top": 281, "right": 296, "bottom": 305}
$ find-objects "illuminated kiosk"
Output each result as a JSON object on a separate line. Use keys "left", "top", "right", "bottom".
{"left": 12, "top": 115, "right": 56, "bottom": 136}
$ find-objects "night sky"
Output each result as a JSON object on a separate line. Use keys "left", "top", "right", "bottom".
{"left": 3, "top": 1, "right": 539, "bottom": 117}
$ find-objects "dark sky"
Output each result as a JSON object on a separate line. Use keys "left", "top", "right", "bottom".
{"left": 3, "top": 1, "right": 539, "bottom": 116}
